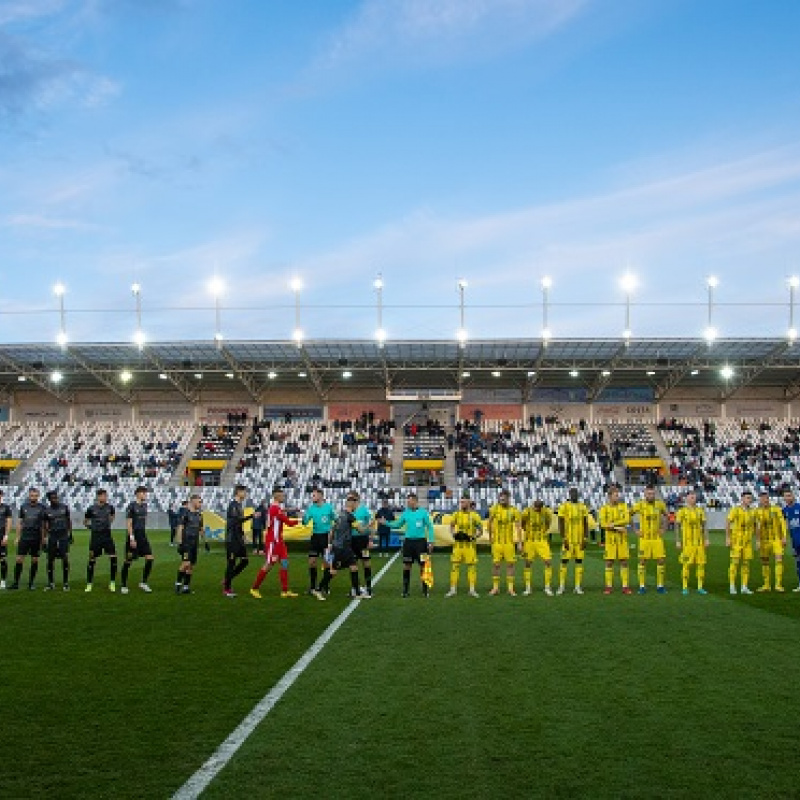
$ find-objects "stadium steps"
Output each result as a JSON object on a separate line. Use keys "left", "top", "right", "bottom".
{"left": 649, "top": 423, "right": 673, "bottom": 468}
{"left": 218, "top": 434, "right": 250, "bottom": 487}
{"left": 168, "top": 425, "right": 204, "bottom": 486}
{"left": 9, "top": 424, "right": 65, "bottom": 486}
{"left": 391, "top": 429, "right": 405, "bottom": 485}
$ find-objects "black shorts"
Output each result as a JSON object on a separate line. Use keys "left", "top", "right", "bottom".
{"left": 89, "top": 534, "right": 116, "bottom": 557}
{"left": 47, "top": 537, "right": 70, "bottom": 560}
{"left": 331, "top": 547, "right": 356, "bottom": 570}
{"left": 402, "top": 538, "right": 428, "bottom": 565}
{"left": 226, "top": 540, "right": 247, "bottom": 560}
{"left": 0, "top": 543, "right": 6, "bottom": 559}
{"left": 180, "top": 541, "right": 199, "bottom": 565}
{"left": 126, "top": 533, "right": 153, "bottom": 560}
{"left": 351, "top": 535, "right": 370, "bottom": 560}
{"left": 17, "top": 539, "right": 42, "bottom": 558}
{"left": 308, "top": 533, "right": 330, "bottom": 558}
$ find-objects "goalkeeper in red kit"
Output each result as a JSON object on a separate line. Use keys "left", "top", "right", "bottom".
{"left": 250, "top": 487, "right": 299, "bottom": 599}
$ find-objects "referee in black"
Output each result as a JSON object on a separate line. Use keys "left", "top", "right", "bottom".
{"left": 312, "top": 494, "right": 361, "bottom": 600}
{"left": 84, "top": 488, "right": 117, "bottom": 593}
{"left": 10, "top": 487, "right": 46, "bottom": 590}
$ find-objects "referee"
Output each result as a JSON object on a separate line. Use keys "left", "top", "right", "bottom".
{"left": 385, "top": 492, "right": 436, "bottom": 597}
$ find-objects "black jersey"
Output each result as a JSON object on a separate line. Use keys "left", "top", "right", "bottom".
{"left": 226, "top": 499, "right": 246, "bottom": 544}
{"left": 178, "top": 507, "right": 203, "bottom": 542}
{"left": 331, "top": 510, "right": 356, "bottom": 551}
{"left": 45, "top": 502, "right": 72, "bottom": 540}
{"left": 126, "top": 500, "right": 148, "bottom": 535}
{"left": 19, "top": 500, "right": 47, "bottom": 541}
{"left": 0, "top": 502, "right": 11, "bottom": 531}
{"left": 85, "top": 502, "right": 115, "bottom": 534}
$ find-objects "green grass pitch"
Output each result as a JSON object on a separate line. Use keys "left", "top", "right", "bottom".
{"left": 2, "top": 530, "right": 799, "bottom": 799}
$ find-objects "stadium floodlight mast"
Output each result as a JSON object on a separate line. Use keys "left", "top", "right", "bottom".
{"left": 53, "top": 282, "right": 67, "bottom": 348}
{"left": 290, "top": 277, "right": 303, "bottom": 345}
{"left": 456, "top": 278, "right": 468, "bottom": 347}
{"left": 620, "top": 272, "right": 637, "bottom": 342}
{"left": 374, "top": 274, "right": 386, "bottom": 347}
{"left": 131, "top": 283, "right": 145, "bottom": 350}
{"left": 541, "top": 276, "right": 552, "bottom": 342}
{"left": 208, "top": 276, "right": 225, "bottom": 343}
{"left": 705, "top": 276, "right": 719, "bottom": 344}
{"left": 788, "top": 276, "right": 799, "bottom": 342}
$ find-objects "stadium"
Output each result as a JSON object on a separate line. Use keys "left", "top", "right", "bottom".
{"left": 3, "top": 3, "right": 800, "bottom": 799}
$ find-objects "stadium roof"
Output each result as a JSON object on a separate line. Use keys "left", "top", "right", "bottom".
{"left": 1, "top": 338, "right": 799, "bottom": 404}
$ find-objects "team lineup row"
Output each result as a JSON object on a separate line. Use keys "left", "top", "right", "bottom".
{"left": 2, "top": 483, "right": 800, "bottom": 598}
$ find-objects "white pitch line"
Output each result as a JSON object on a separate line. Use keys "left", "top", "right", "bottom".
{"left": 172, "top": 550, "right": 402, "bottom": 800}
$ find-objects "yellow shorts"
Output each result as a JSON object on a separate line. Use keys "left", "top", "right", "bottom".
{"left": 561, "top": 543, "right": 585, "bottom": 561}
{"left": 451, "top": 542, "right": 478, "bottom": 566}
{"left": 730, "top": 543, "right": 753, "bottom": 562}
{"left": 604, "top": 533, "right": 629, "bottom": 561}
{"left": 523, "top": 540, "right": 551, "bottom": 562}
{"left": 679, "top": 545, "right": 706, "bottom": 566}
{"left": 492, "top": 542, "right": 517, "bottom": 564}
{"left": 639, "top": 538, "right": 666, "bottom": 560}
{"left": 759, "top": 540, "right": 785, "bottom": 559}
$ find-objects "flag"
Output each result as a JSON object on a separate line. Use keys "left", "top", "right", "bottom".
{"left": 422, "top": 555, "right": 434, "bottom": 588}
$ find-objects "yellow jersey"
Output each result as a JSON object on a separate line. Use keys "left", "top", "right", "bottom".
{"left": 632, "top": 499, "right": 667, "bottom": 539}
{"left": 728, "top": 506, "right": 757, "bottom": 542}
{"left": 488, "top": 504, "right": 521, "bottom": 545}
{"left": 599, "top": 502, "right": 631, "bottom": 532}
{"left": 675, "top": 506, "right": 706, "bottom": 547}
{"left": 450, "top": 510, "right": 483, "bottom": 540}
{"left": 755, "top": 505, "right": 787, "bottom": 542}
{"left": 521, "top": 507, "right": 553, "bottom": 542}
{"left": 558, "top": 501, "right": 589, "bottom": 544}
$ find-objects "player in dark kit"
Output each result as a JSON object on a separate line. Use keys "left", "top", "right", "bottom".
{"left": 223, "top": 484, "right": 253, "bottom": 598}
{"left": 0, "top": 489, "right": 12, "bottom": 590}
{"left": 312, "top": 495, "right": 362, "bottom": 601}
{"left": 121, "top": 486, "right": 154, "bottom": 594}
{"left": 44, "top": 490, "right": 72, "bottom": 591}
{"left": 11, "top": 487, "right": 47, "bottom": 590}
{"left": 84, "top": 488, "right": 117, "bottom": 593}
{"left": 176, "top": 494, "right": 204, "bottom": 594}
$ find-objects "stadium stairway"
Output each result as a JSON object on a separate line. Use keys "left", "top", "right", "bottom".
{"left": 10, "top": 424, "right": 65, "bottom": 487}
{"left": 391, "top": 429, "right": 405, "bottom": 485}
{"left": 649, "top": 423, "right": 673, "bottom": 472}
{"left": 219, "top": 433, "right": 250, "bottom": 487}
{"left": 169, "top": 425, "right": 204, "bottom": 486}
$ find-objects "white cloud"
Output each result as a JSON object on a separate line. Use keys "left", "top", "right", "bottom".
{"left": 323, "top": 0, "right": 589, "bottom": 69}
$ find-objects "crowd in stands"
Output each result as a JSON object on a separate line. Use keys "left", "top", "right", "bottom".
{"left": 403, "top": 417, "right": 446, "bottom": 459}
{"left": 194, "top": 423, "right": 244, "bottom": 459}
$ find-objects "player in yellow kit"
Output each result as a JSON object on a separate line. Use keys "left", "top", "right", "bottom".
{"left": 557, "top": 487, "right": 589, "bottom": 595}
{"left": 755, "top": 490, "right": 787, "bottom": 592}
{"left": 726, "top": 490, "right": 757, "bottom": 595}
{"left": 600, "top": 485, "right": 632, "bottom": 595}
{"left": 631, "top": 485, "right": 669, "bottom": 594}
{"left": 521, "top": 499, "right": 554, "bottom": 596}
{"left": 488, "top": 489, "right": 521, "bottom": 596}
{"left": 446, "top": 495, "right": 483, "bottom": 598}
{"left": 675, "top": 490, "right": 709, "bottom": 595}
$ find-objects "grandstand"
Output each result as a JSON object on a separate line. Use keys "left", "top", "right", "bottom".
{"left": 0, "top": 336, "right": 799, "bottom": 521}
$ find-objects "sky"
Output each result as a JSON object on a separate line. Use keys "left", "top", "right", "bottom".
{"left": 1, "top": 0, "right": 800, "bottom": 344}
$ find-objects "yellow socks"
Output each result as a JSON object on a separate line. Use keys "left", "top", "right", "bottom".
{"left": 697, "top": 566, "right": 705, "bottom": 590}
{"left": 682, "top": 564, "right": 690, "bottom": 591}
{"left": 637, "top": 562, "right": 646, "bottom": 588}
{"left": 741, "top": 563, "right": 749, "bottom": 588}
{"left": 544, "top": 565, "right": 553, "bottom": 588}
{"left": 493, "top": 575, "right": 500, "bottom": 591}
{"left": 523, "top": 568, "right": 532, "bottom": 589}
{"left": 575, "top": 565, "right": 584, "bottom": 589}
{"left": 620, "top": 566, "right": 630, "bottom": 589}
{"left": 656, "top": 564, "right": 665, "bottom": 588}
{"left": 506, "top": 576, "right": 515, "bottom": 593}
{"left": 559, "top": 564, "right": 568, "bottom": 587}
{"left": 605, "top": 566, "right": 613, "bottom": 588}
{"left": 467, "top": 566, "right": 476, "bottom": 590}
{"left": 450, "top": 568, "right": 459, "bottom": 589}
{"left": 762, "top": 564, "right": 771, "bottom": 589}
{"left": 729, "top": 560, "right": 738, "bottom": 587}
{"left": 776, "top": 561, "right": 784, "bottom": 590}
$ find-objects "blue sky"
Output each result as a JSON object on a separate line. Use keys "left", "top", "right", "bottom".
{"left": 1, "top": 0, "right": 800, "bottom": 344}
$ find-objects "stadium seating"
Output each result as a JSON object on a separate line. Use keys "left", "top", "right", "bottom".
{"left": 607, "top": 421, "right": 659, "bottom": 458}
{"left": 0, "top": 421, "right": 60, "bottom": 460}
{"left": 194, "top": 423, "right": 244, "bottom": 459}
{"left": 445, "top": 419, "right": 637, "bottom": 516}
{"left": 3, "top": 421, "right": 194, "bottom": 513}
{"left": 659, "top": 417, "right": 800, "bottom": 508}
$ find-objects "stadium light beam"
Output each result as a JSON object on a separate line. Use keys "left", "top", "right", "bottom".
{"left": 457, "top": 278, "right": 467, "bottom": 348}
{"left": 620, "top": 272, "right": 637, "bottom": 342}
{"left": 375, "top": 273, "right": 385, "bottom": 347}
{"left": 209, "top": 276, "right": 224, "bottom": 343}
{"left": 789, "top": 276, "right": 800, "bottom": 342}
{"left": 51, "top": 370, "right": 63, "bottom": 384}
{"left": 132, "top": 282, "right": 145, "bottom": 350}
{"left": 720, "top": 365, "right": 734, "bottom": 381}
{"left": 541, "top": 277, "right": 552, "bottom": 342}
{"left": 120, "top": 370, "right": 132, "bottom": 384}
{"left": 53, "top": 282, "right": 68, "bottom": 348}
{"left": 706, "top": 276, "right": 718, "bottom": 343}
